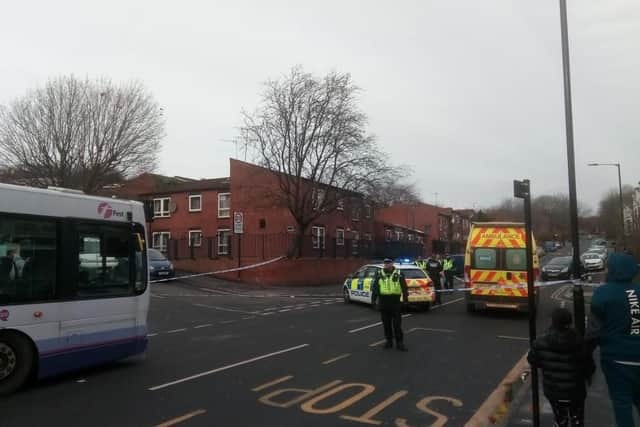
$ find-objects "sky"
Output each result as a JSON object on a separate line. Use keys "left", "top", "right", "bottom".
{"left": 1, "top": 0, "right": 639, "bottom": 212}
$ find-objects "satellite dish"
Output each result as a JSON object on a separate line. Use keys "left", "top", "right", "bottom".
{"left": 169, "top": 201, "right": 178, "bottom": 213}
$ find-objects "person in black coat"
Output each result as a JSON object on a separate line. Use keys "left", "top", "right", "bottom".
{"left": 528, "top": 307, "right": 595, "bottom": 427}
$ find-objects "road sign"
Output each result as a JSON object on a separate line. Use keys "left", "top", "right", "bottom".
{"left": 234, "top": 212, "right": 244, "bottom": 234}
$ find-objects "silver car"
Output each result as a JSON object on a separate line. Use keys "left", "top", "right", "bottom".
{"left": 582, "top": 253, "right": 605, "bottom": 271}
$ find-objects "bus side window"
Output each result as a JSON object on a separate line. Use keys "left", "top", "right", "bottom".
{"left": 0, "top": 215, "right": 58, "bottom": 304}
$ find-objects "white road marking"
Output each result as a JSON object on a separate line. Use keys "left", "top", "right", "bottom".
{"left": 497, "top": 335, "right": 529, "bottom": 341}
{"left": 322, "top": 353, "right": 351, "bottom": 365}
{"left": 194, "top": 324, "right": 213, "bottom": 329}
{"left": 220, "top": 320, "right": 236, "bottom": 324}
{"left": 151, "top": 294, "right": 167, "bottom": 299}
{"left": 148, "top": 344, "right": 310, "bottom": 391}
{"left": 278, "top": 309, "right": 292, "bottom": 313}
{"left": 242, "top": 316, "right": 256, "bottom": 320}
{"left": 192, "top": 303, "right": 259, "bottom": 315}
{"left": 147, "top": 333, "right": 159, "bottom": 337}
{"left": 166, "top": 328, "right": 187, "bottom": 334}
{"left": 261, "top": 312, "right": 276, "bottom": 316}
{"left": 348, "top": 314, "right": 412, "bottom": 334}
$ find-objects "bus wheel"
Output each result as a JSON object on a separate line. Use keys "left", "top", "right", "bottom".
{"left": 0, "top": 333, "right": 34, "bottom": 396}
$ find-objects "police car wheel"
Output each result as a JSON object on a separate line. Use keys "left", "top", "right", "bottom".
{"left": 0, "top": 333, "right": 34, "bottom": 396}
{"left": 343, "top": 288, "right": 351, "bottom": 304}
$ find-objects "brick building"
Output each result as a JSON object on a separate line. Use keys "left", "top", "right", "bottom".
{"left": 375, "top": 203, "right": 474, "bottom": 255}
{"left": 135, "top": 159, "right": 407, "bottom": 285}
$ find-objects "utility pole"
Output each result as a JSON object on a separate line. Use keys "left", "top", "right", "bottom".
{"left": 514, "top": 179, "right": 540, "bottom": 427}
{"left": 559, "top": 0, "right": 585, "bottom": 337}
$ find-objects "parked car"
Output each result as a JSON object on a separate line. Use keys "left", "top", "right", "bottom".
{"left": 581, "top": 253, "right": 605, "bottom": 271}
{"left": 541, "top": 256, "right": 574, "bottom": 281}
{"left": 583, "top": 247, "right": 608, "bottom": 262}
{"left": 148, "top": 248, "right": 175, "bottom": 279}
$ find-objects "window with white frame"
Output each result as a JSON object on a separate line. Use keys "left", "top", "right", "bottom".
{"left": 336, "top": 228, "right": 345, "bottom": 246}
{"left": 396, "top": 231, "right": 403, "bottom": 241}
{"left": 189, "top": 194, "right": 202, "bottom": 212}
{"left": 152, "top": 232, "right": 171, "bottom": 253}
{"left": 312, "top": 226, "right": 326, "bottom": 249}
{"left": 408, "top": 234, "right": 414, "bottom": 242}
{"left": 364, "top": 233, "right": 372, "bottom": 241}
{"left": 312, "top": 188, "right": 326, "bottom": 211}
{"left": 153, "top": 198, "right": 171, "bottom": 218}
{"left": 217, "top": 229, "right": 231, "bottom": 254}
{"left": 337, "top": 198, "right": 345, "bottom": 211}
{"left": 218, "top": 193, "right": 231, "bottom": 218}
{"left": 188, "top": 230, "right": 203, "bottom": 247}
{"left": 352, "top": 231, "right": 360, "bottom": 254}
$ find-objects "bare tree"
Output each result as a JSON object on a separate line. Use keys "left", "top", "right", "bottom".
{"left": 598, "top": 185, "right": 634, "bottom": 240}
{"left": 0, "top": 76, "right": 164, "bottom": 193}
{"left": 370, "top": 180, "right": 422, "bottom": 207}
{"left": 241, "top": 67, "right": 398, "bottom": 254}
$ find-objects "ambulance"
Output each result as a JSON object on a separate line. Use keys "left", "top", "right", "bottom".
{"left": 343, "top": 263, "right": 435, "bottom": 310}
{"left": 464, "top": 222, "right": 540, "bottom": 312}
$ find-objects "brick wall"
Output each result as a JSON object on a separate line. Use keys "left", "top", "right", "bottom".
{"left": 172, "top": 256, "right": 366, "bottom": 286}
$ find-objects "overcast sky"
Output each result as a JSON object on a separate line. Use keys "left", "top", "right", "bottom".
{"left": 2, "top": 0, "right": 639, "bottom": 211}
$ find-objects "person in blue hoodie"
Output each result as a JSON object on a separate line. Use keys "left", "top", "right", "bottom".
{"left": 587, "top": 252, "right": 640, "bottom": 427}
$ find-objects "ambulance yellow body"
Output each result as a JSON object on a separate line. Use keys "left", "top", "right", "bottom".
{"left": 464, "top": 222, "right": 540, "bottom": 312}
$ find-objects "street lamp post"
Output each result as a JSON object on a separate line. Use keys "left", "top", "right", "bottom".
{"left": 588, "top": 162, "right": 626, "bottom": 249}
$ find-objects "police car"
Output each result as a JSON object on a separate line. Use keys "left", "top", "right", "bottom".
{"left": 342, "top": 262, "right": 435, "bottom": 310}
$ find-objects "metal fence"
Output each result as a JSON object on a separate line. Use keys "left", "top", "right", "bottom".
{"left": 162, "top": 233, "right": 424, "bottom": 261}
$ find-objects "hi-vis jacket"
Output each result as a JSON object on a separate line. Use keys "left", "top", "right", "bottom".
{"left": 372, "top": 268, "right": 409, "bottom": 308}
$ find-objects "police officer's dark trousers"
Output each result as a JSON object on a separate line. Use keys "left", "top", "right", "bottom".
{"left": 379, "top": 296, "right": 403, "bottom": 344}
{"left": 445, "top": 271, "right": 454, "bottom": 290}
{"left": 430, "top": 274, "right": 442, "bottom": 304}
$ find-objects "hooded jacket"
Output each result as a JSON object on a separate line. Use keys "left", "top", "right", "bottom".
{"left": 528, "top": 327, "right": 593, "bottom": 401}
{"left": 589, "top": 253, "right": 640, "bottom": 362}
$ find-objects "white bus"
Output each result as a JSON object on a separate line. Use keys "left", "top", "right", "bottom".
{"left": 0, "top": 183, "right": 150, "bottom": 395}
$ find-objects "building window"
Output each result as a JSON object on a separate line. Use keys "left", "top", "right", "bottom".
{"left": 188, "top": 230, "right": 203, "bottom": 247}
{"left": 364, "top": 204, "right": 372, "bottom": 219}
{"left": 352, "top": 231, "right": 360, "bottom": 254}
{"left": 337, "top": 198, "right": 344, "bottom": 211}
{"left": 312, "top": 226, "right": 326, "bottom": 249}
{"left": 189, "top": 195, "right": 202, "bottom": 212}
{"left": 217, "top": 229, "right": 231, "bottom": 255}
{"left": 396, "top": 231, "right": 403, "bottom": 241}
{"left": 352, "top": 207, "right": 360, "bottom": 222}
{"left": 417, "top": 235, "right": 423, "bottom": 244}
{"left": 152, "top": 232, "right": 171, "bottom": 253}
{"left": 313, "top": 189, "right": 326, "bottom": 211}
{"left": 218, "top": 193, "right": 231, "bottom": 218}
{"left": 336, "top": 228, "right": 345, "bottom": 246}
{"left": 153, "top": 198, "right": 171, "bottom": 218}
{"left": 364, "top": 233, "right": 372, "bottom": 241}
{"left": 408, "top": 234, "right": 414, "bottom": 242}
{"left": 385, "top": 229, "right": 392, "bottom": 242}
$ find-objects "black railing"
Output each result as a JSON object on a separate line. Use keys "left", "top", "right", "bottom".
{"left": 161, "top": 233, "right": 424, "bottom": 261}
